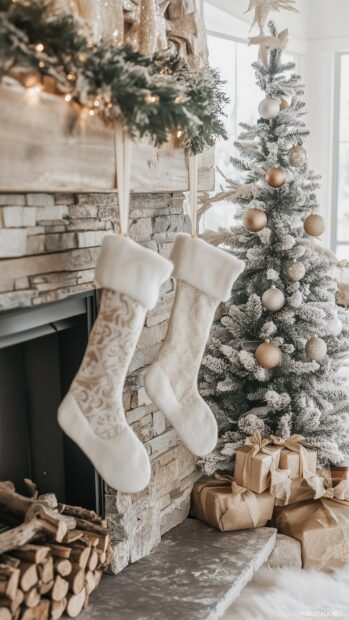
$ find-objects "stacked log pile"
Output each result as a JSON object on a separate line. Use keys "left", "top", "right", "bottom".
{"left": 0, "top": 481, "right": 111, "bottom": 619}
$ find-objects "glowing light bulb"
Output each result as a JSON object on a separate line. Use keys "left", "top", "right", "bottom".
{"left": 88, "top": 109, "right": 95, "bottom": 116}
{"left": 65, "top": 94, "right": 72, "bottom": 102}
{"left": 35, "top": 43, "right": 44, "bottom": 53}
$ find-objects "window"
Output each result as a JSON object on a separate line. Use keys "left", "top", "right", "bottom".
{"left": 333, "top": 53, "right": 349, "bottom": 259}
{"left": 201, "top": 1, "right": 302, "bottom": 232}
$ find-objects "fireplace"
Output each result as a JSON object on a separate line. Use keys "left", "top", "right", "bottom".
{"left": 0, "top": 291, "right": 103, "bottom": 512}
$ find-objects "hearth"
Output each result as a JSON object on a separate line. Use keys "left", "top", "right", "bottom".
{"left": 0, "top": 292, "right": 103, "bottom": 512}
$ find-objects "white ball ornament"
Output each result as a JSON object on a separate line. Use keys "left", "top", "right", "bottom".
{"left": 287, "top": 260, "right": 305, "bottom": 282}
{"left": 258, "top": 97, "right": 280, "bottom": 120}
{"left": 288, "top": 145, "right": 307, "bottom": 168}
{"left": 305, "top": 336, "right": 327, "bottom": 362}
{"left": 262, "top": 285, "right": 285, "bottom": 312}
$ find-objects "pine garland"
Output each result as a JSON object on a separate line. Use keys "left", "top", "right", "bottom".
{"left": 0, "top": 0, "right": 228, "bottom": 154}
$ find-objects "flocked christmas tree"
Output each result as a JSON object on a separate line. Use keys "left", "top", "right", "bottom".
{"left": 199, "top": 5, "right": 349, "bottom": 473}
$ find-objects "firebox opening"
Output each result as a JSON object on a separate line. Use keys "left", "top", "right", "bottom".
{"left": 0, "top": 292, "right": 103, "bottom": 512}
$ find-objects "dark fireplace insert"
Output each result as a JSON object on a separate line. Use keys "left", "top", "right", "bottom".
{"left": 0, "top": 292, "right": 103, "bottom": 513}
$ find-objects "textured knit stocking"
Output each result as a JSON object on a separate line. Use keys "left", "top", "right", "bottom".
{"left": 145, "top": 234, "right": 244, "bottom": 456}
{"left": 58, "top": 234, "right": 172, "bottom": 492}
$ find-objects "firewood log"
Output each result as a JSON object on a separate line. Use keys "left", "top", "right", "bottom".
{"left": 93, "top": 570, "right": 103, "bottom": 588}
{"left": 37, "top": 495, "right": 58, "bottom": 510}
{"left": 73, "top": 519, "right": 106, "bottom": 537}
{"left": 21, "top": 609, "right": 35, "bottom": 620}
{"left": 24, "top": 587, "right": 40, "bottom": 608}
{"left": 96, "top": 534, "right": 110, "bottom": 553}
{"left": 75, "top": 532, "right": 98, "bottom": 547}
{"left": 50, "top": 599, "right": 67, "bottom": 620}
{"left": 61, "top": 532, "right": 83, "bottom": 545}
{"left": 12, "top": 546, "right": 50, "bottom": 565}
{"left": 33, "top": 599, "right": 50, "bottom": 620}
{"left": 0, "top": 588, "right": 23, "bottom": 612}
{"left": 68, "top": 546, "right": 90, "bottom": 570}
{"left": 24, "top": 480, "right": 37, "bottom": 499}
{"left": 19, "top": 563, "right": 38, "bottom": 593}
{"left": 68, "top": 565, "right": 84, "bottom": 595}
{"left": 46, "top": 545, "right": 71, "bottom": 560}
{"left": 0, "top": 564, "right": 20, "bottom": 599}
{"left": 84, "top": 571, "right": 96, "bottom": 595}
{"left": 38, "top": 579, "right": 54, "bottom": 596}
{"left": 0, "top": 608, "right": 12, "bottom": 620}
{"left": 37, "top": 557, "right": 53, "bottom": 584}
{"left": 57, "top": 505, "right": 102, "bottom": 525}
{"left": 97, "top": 551, "right": 106, "bottom": 568}
{"left": 51, "top": 576, "right": 69, "bottom": 602}
{"left": 53, "top": 559, "right": 72, "bottom": 577}
{"left": 66, "top": 588, "right": 86, "bottom": 618}
{"left": 0, "top": 556, "right": 20, "bottom": 570}
{"left": 87, "top": 549, "right": 98, "bottom": 572}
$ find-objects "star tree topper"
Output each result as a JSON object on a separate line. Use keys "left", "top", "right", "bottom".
{"left": 246, "top": 0, "right": 298, "bottom": 34}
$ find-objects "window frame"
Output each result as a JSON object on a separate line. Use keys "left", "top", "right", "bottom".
{"left": 332, "top": 52, "right": 349, "bottom": 257}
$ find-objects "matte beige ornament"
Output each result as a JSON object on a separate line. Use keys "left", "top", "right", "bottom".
{"left": 243, "top": 208, "right": 267, "bottom": 232}
{"left": 305, "top": 336, "right": 327, "bottom": 362}
{"left": 255, "top": 341, "right": 282, "bottom": 369}
{"left": 304, "top": 213, "right": 325, "bottom": 237}
{"left": 280, "top": 97, "right": 289, "bottom": 110}
{"left": 288, "top": 145, "right": 307, "bottom": 168}
{"left": 258, "top": 97, "right": 280, "bottom": 120}
{"left": 265, "top": 167, "right": 287, "bottom": 188}
{"left": 287, "top": 260, "right": 305, "bottom": 282}
{"left": 262, "top": 285, "right": 285, "bottom": 312}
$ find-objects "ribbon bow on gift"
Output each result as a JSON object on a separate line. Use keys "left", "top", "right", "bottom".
{"left": 242, "top": 431, "right": 276, "bottom": 489}
{"left": 270, "top": 468, "right": 292, "bottom": 505}
{"left": 324, "top": 480, "right": 349, "bottom": 502}
{"left": 198, "top": 474, "right": 261, "bottom": 529}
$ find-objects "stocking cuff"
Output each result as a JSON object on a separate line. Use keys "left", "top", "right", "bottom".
{"left": 96, "top": 234, "right": 173, "bottom": 309}
{"left": 171, "top": 234, "right": 245, "bottom": 302}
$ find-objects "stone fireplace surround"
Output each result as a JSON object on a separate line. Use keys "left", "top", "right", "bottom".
{"left": 0, "top": 190, "right": 201, "bottom": 574}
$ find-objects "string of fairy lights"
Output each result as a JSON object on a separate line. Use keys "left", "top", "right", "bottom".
{"left": 0, "top": 0, "right": 228, "bottom": 153}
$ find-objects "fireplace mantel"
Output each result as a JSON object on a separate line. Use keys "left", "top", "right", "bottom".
{"left": 0, "top": 82, "right": 215, "bottom": 194}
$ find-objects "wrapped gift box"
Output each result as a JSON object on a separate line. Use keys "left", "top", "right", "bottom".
{"left": 191, "top": 474, "right": 275, "bottom": 532}
{"left": 273, "top": 481, "right": 349, "bottom": 570}
{"left": 271, "top": 435, "right": 317, "bottom": 479}
{"left": 279, "top": 449, "right": 317, "bottom": 479}
{"left": 270, "top": 469, "right": 326, "bottom": 507}
{"left": 234, "top": 432, "right": 281, "bottom": 494}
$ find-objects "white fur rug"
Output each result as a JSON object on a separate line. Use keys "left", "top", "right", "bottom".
{"left": 224, "top": 566, "right": 349, "bottom": 619}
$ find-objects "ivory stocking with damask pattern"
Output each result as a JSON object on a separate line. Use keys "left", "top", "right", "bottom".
{"left": 145, "top": 233, "right": 245, "bottom": 457}
{"left": 58, "top": 234, "right": 173, "bottom": 492}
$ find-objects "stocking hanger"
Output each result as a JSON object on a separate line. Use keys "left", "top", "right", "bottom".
{"left": 115, "top": 123, "right": 132, "bottom": 236}
{"left": 188, "top": 152, "right": 198, "bottom": 238}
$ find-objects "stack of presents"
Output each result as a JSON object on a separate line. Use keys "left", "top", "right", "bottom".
{"left": 191, "top": 432, "right": 349, "bottom": 570}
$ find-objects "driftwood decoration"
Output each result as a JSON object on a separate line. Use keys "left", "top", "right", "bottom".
{"left": 0, "top": 481, "right": 111, "bottom": 619}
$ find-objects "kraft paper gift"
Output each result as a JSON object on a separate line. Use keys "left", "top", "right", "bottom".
{"left": 191, "top": 474, "right": 275, "bottom": 532}
{"left": 270, "top": 468, "right": 326, "bottom": 507}
{"left": 273, "top": 480, "right": 349, "bottom": 570}
{"left": 270, "top": 434, "right": 317, "bottom": 479}
{"left": 234, "top": 432, "right": 281, "bottom": 494}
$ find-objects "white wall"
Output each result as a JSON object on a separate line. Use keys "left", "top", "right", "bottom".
{"left": 305, "top": 0, "right": 349, "bottom": 249}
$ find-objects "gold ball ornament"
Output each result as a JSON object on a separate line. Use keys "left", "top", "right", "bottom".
{"left": 262, "top": 285, "right": 285, "bottom": 312}
{"left": 305, "top": 336, "right": 327, "bottom": 362}
{"left": 255, "top": 341, "right": 282, "bottom": 369}
{"left": 243, "top": 208, "right": 267, "bottom": 232}
{"left": 265, "top": 167, "right": 287, "bottom": 189}
{"left": 304, "top": 213, "right": 325, "bottom": 237}
{"left": 287, "top": 260, "right": 306, "bottom": 282}
{"left": 288, "top": 145, "right": 307, "bottom": 168}
{"left": 258, "top": 97, "right": 280, "bottom": 120}
{"left": 280, "top": 98, "right": 289, "bottom": 110}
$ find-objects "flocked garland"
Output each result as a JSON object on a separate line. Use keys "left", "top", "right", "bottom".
{"left": 0, "top": 0, "right": 228, "bottom": 154}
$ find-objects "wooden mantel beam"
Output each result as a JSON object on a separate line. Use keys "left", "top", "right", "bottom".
{"left": 0, "top": 83, "right": 215, "bottom": 194}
